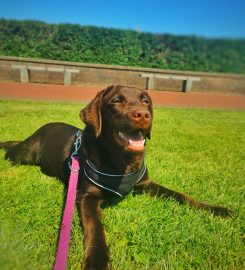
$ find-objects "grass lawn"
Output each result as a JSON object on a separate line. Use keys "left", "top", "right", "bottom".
{"left": 0, "top": 99, "right": 244, "bottom": 270}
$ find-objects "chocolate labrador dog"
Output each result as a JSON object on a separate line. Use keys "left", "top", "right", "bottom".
{"left": 0, "top": 85, "right": 233, "bottom": 269}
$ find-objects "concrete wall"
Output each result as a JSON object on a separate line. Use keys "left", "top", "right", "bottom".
{"left": 0, "top": 56, "right": 244, "bottom": 94}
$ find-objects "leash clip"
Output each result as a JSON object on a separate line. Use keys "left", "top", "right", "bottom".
{"left": 69, "top": 131, "right": 82, "bottom": 172}
{"left": 73, "top": 130, "right": 82, "bottom": 155}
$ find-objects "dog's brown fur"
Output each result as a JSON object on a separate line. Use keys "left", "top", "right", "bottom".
{"left": 0, "top": 85, "right": 233, "bottom": 270}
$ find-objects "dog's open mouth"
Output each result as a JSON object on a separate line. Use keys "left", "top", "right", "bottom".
{"left": 118, "top": 130, "right": 145, "bottom": 152}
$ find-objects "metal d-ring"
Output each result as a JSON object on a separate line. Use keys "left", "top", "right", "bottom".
{"left": 69, "top": 155, "right": 80, "bottom": 172}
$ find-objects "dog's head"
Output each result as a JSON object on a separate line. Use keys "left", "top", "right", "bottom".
{"left": 80, "top": 85, "right": 153, "bottom": 153}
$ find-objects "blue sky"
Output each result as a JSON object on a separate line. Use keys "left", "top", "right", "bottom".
{"left": 0, "top": 0, "right": 245, "bottom": 38}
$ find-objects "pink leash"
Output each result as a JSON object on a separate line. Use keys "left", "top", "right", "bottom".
{"left": 53, "top": 132, "right": 82, "bottom": 270}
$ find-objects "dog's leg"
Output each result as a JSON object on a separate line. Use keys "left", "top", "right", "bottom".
{"left": 2, "top": 139, "right": 41, "bottom": 165}
{"left": 0, "top": 141, "right": 21, "bottom": 149}
{"left": 78, "top": 193, "right": 111, "bottom": 270}
{"left": 134, "top": 179, "right": 234, "bottom": 218}
{"left": 0, "top": 140, "right": 35, "bottom": 165}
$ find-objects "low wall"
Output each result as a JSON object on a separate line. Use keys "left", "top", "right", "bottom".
{"left": 0, "top": 56, "right": 244, "bottom": 94}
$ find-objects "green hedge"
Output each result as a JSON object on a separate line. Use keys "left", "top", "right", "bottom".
{"left": 0, "top": 19, "right": 244, "bottom": 73}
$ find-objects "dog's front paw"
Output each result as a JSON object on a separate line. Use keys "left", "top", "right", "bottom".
{"left": 82, "top": 248, "right": 111, "bottom": 270}
{"left": 211, "top": 205, "right": 234, "bottom": 218}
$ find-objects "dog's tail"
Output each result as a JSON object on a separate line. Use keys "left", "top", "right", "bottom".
{"left": 0, "top": 141, "right": 21, "bottom": 150}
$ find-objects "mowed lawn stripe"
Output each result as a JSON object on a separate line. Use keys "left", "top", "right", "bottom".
{"left": 0, "top": 99, "right": 244, "bottom": 270}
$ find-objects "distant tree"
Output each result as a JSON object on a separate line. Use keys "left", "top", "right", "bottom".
{"left": 0, "top": 19, "right": 244, "bottom": 73}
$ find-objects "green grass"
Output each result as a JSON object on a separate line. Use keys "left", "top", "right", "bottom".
{"left": 0, "top": 99, "right": 244, "bottom": 270}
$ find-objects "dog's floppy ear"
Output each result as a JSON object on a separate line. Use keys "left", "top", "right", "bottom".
{"left": 79, "top": 88, "right": 107, "bottom": 137}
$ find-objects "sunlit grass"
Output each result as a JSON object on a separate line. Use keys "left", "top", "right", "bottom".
{"left": 0, "top": 99, "right": 244, "bottom": 269}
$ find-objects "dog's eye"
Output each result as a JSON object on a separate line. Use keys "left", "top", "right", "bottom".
{"left": 142, "top": 97, "right": 150, "bottom": 105}
{"left": 111, "top": 96, "right": 124, "bottom": 104}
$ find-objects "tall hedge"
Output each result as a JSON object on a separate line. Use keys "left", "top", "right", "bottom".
{"left": 0, "top": 19, "right": 244, "bottom": 73}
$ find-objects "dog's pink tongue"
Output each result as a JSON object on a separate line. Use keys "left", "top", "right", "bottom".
{"left": 126, "top": 131, "right": 145, "bottom": 151}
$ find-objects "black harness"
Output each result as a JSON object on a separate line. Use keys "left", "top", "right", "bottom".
{"left": 73, "top": 131, "right": 146, "bottom": 197}
{"left": 84, "top": 159, "right": 146, "bottom": 197}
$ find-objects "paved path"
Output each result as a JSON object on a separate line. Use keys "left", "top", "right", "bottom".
{"left": 0, "top": 82, "right": 244, "bottom": 110}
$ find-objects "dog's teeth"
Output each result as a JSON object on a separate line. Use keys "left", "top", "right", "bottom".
{"left": 129, "top": 139, "right": 145, "bottom": 147}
